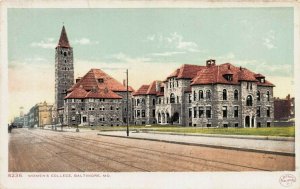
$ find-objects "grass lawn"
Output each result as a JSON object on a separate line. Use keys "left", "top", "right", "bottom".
{"left": 86, "top": 125, "right": 295, "bottom": 137}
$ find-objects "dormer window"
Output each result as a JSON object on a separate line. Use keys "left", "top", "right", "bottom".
{"left": 98, "top": 78, "right": 104, "bottom": 83}
{"left": 224, "top": 74, "right": 233, "bottom": 81}
{"left": 260, "top": 78, "right": 265, "bottom": 83}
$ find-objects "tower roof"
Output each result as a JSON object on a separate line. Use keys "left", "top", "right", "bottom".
{"left": 57, "top": 26, "right": 71, "bottom": 48}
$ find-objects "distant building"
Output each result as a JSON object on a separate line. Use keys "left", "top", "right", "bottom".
{"left": 134, "top": 60, "right": 275, "bottom": 128}
{"left": 28, "top": 101, "right": 53, "bottom": 127}
{"left": 274, "top": 94, "right": 295, "bottom": 121}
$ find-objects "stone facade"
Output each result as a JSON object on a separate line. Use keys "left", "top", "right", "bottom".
{"left": 134, "top": 60, "right": 275, "bottom": 128}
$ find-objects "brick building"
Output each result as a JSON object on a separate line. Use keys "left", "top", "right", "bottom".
{"left": 134, "top": 60, "right": 275, "bottom": 128}
{"left": 274, "top": 94, "right": 295, "bottom": 121}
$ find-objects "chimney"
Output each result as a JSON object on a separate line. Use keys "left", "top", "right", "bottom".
{"left": 287, "top": 94, "right": 290, "bottom": 100}
{"left": 155, "top": 81, "right": 161, "bottom": 92}
{"left": 76, "top": 77, "right": 82, "bottom": 83}
{"left": 206, "top": 59, "right": 216, "bottom": 67}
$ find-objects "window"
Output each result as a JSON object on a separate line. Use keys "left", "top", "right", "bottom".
{"left": 152, "top": 109, "right": 155, "bottom": 117}
{"left": 222, "top": 89, "right": 227, "bottom": 100}
{"left": 64, "top": 60, "right": 67, "bottom": 63}
{"left": 206, "top": 106, "right": 212, "bottom": 118}
{"left": 222, "top": 106, "right": 227, "bottom": 118}
{"left": 177, "top": 96, "right": 179, "bottom": 103}
{"left": 223, "top": 124, "right": 228, "bottom": 128}
{"left": 176, "top": 81, "right": 178, "bottom": 87}
{"left": 234, "top": 90, "right": 238, "bottom": 100}
{"left": 199, "top": 90, "right": 204, "bottom": 100}
{"left": 188, "top": 94, "right": 192, "bottom": 103}
{"left": 207, "top": 124, "right": 211, "bottom": 128}
{"left": 206, "top": 90, "right": 211, "bottom": 100}
{"left": 198, "top": 107, "right": 204, "bottom": 118}
{"left": 257, "top": 91, "right": 261, "bottom": 101}
{"left": 137, "top": 110, "right": 140, "bottom": 117}
{"left": 89, "top": 106, "right": 94, "bottom": 111}
{"left": 257, "top": 107, "right": 261, "bottom": 117}
{"left": 193, "top": 107, "right": 197, "bottom": 118}
{"left": 246, "top": 95, "right": 253, "bottom": 106}
{"left": 142, "top": 110, "right": 145, "bottom": 117}
{"left": 267, "top": 122, "right": 271, "bottom": 127}
{"left": 189, "top": 108, "right": 192, "bottom": 118}
{"left": 71, "top": 106, "right": 75, "bottom": 111}
{"left": 250, "top": 83, "right": 252, "bottom": 90}
{"left": 267, "top": 107, "right": 270, "bottom": 117}
{"left": 234, "top": 106, "right": 238, "bottom": 117}
{"left": 158, "top": 98, "right": 161, "bottom": 104}
{"left": 98, "top": 78, "right": 104, "bottom": 83}
{"left": 193, "top": 91, "right": 197, "bottom": 101}
{"left": 267, "top": 91, "right": 270, "bottom": 101}
{"left": 64, "top": 52, "right": 67, "bottom": 57}
{"left": 137, "top": 99, "right": 140, "bottom": 106}
{"left": 110, "top": 106, "right": 113, "bottom": 110}
{"left": 72, "top": 116, "right": 76, "bottom": 121}
{"left": 141, "top": 99, "right": 145, "bottom": 105}
{"left": 110, "top": 117, "right": 113, "bottom": 121}
{"left": 170, "top": 93, "right": 175, "bottom": 103}
{"left": 152, "top": 99, "right": 155, "bottom": 105}
{"left": 235, "top": 123, "right": 239, "bottom": 127}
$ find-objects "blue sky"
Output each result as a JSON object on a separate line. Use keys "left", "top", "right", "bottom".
{"left": 8, "top": 8, "right": 294, "bottom": 119}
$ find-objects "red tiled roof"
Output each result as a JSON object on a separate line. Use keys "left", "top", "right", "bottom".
{"left": 167, "top": 64, "right": 205, "bottom": 80}
{"left": 254, "top": 73, "right": 265, "bottom": 78}
{"left": 146, "top": 81, "right": 158, "bottom": 95}
{"left": 132, "top": 85, "right": 150, "bottom": 96}
{"left": 191, "top": 63, "right": 274, "bottom": 87}
{"left": 57, "top": 26, "right": 71, "bottom": 48}
{"left": 66, "top": 68, "right": 133, "bottom": 99}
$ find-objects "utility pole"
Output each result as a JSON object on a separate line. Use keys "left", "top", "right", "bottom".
{"left": 126, "top": 69, "right": 129, "bottom": 137}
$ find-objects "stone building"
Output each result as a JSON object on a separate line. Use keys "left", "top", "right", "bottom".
{"left": 54, "top": 26, "right": 74, "bottom": 124}
{"left": 134, "top": 59, "right": 275, "bottom": 128}
{"left": 63, "top": 69, "right": 134, "bottom": 126}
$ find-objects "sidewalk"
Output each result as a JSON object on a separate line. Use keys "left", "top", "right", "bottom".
{"left": 98, "top": 131, "right": 295, "bottom": 156}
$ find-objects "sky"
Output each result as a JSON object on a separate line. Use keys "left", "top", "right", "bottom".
{"left": 8, "top": 8, "right": 294, "bottom": 120}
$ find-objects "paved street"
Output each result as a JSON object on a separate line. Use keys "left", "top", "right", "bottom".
{"left": 9, "top": 128, "right": 294, "bottom": 172}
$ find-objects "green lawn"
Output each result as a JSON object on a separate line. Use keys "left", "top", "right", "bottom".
{"left": 88, "top": 125, "right": 294, "bottom": 137}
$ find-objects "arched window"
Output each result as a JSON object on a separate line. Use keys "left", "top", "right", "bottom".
{"left": 137, "top": 99, "right": 140, "bottom": 106}
{"left": 199, "top": 90, "right": 204, "bottom": 100}
{"left": 234, "top": 90, "right": 238, "bottom": 100}
{"left": 206, "top": 90, "right": 211, "bottom": 100}
{"left": 246, "top": 95, "right": 253, "bottom": 106}
{"left": 257, "top": 91, "right": 261, "bottom": 101}
{"left": 222, "top": 89, "right": 227, "bottom": 100}
{"left": 170, "top": 93, "right": 175, "bottom": 103}
{"left": 266, "top": 91, "right": 270, "bottom": 101}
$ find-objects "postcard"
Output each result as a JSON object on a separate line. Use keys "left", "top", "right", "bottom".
{"left": 0, "top": 1, "right": 299, "bottom": 189}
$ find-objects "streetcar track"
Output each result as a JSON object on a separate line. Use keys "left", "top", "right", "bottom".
{"left": 33, "top": 130, "right": 269, "bottom": 171}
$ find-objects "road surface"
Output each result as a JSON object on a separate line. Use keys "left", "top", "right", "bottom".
{"left": 9, "top": 128, "right": 294, "bottom": 172}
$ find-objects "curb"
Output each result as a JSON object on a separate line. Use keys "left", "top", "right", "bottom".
{"left": 140, "top": 131, "right": 295, "bottom": 141}
{"left": 97, "top": 133, "right": 295, "bottom": 157}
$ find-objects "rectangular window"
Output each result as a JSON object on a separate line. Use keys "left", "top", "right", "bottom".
{"left": 71, "top": 116, "right": 76, "bottom": 121}
{"left": 223, "top": 124, "right": 228, "bottom": 128}
{"left": 234, "top": 123, "right": 238, "bottom": 127}
{"left": 137, "top": 110, "right": 140, "bottom": 117}
{"left": 193, "top": 107, "right": 197, "bottom": 118}
{"left": 267, "top": 122, "right": 271, "bottom": 127}
{"left": 142, "top": 110, "right": 145, "bottom": 117}
{"left": 152, "top": 109, "right": 155, "bottom": 117}
{"left": 207, "top": 124, "right": 211, "bottom": 128}
{"left": 198, "top": 107, "right": 204, "bottom": 118}
{"left": 257, "top": 122, "right": 261, "bottom": 128}
{"left": 222, "top": 106, "right": 227, "bottom": 118}
{"left": 188, "top": 94, "right": 192, "bottom": 103}
{"left": 257, "top": 107, "right": 261, "bottom": 117}
{"left": 234, "top": 106, "right": 238, "bottom": 117}
{"left": 71, "top": 106, "right": 75, "bottom": 111}
{"left": 189, "top": 108, "right": 192, "bottom": 118}
{"left": 267, "top": 107, "right": 270, "bottom": 117}
{"left": 206, "top": 106, "right": 212, "bottom": 118}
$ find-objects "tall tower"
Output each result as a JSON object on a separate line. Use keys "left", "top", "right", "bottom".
{"left": 55, "top": 26, "right": 74, "bottom": 110}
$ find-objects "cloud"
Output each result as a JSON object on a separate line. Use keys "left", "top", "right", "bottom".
{"left": 151, "top": 51, "right": 185, "bottom": 57}
{"left": 30, "top": 38, "right": 56, "bottom": 49}
{"left": 73, "top": 38, "right": 99, "bottom": 45}
{"left": 146, "top": 32, "right": 203, "bottom": 54}
{"left": 262, "top": 30, "right": 276, "bottom": 49}
{"left": 111, "top": 52, "right": 151, "bottom": 63}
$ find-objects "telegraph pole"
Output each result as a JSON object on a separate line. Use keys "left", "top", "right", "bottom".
{"left": 126, "top": 69, "right": 129, "bottom": 137}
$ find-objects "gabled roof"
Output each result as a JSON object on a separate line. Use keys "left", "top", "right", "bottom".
{"left": 66, "top": 68, "right": 134, "bottom": 99}
{"left": 191, "top": 63, "right": 274, "bottom": 87}
{"left": 57, "top": 26, "right": 71, "bottom": 48}
{"left": 133, "top": 80, "right": 160, "bottom": 96}
{"left": 167, "top": 64, "right": 205, "bottom": 79}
